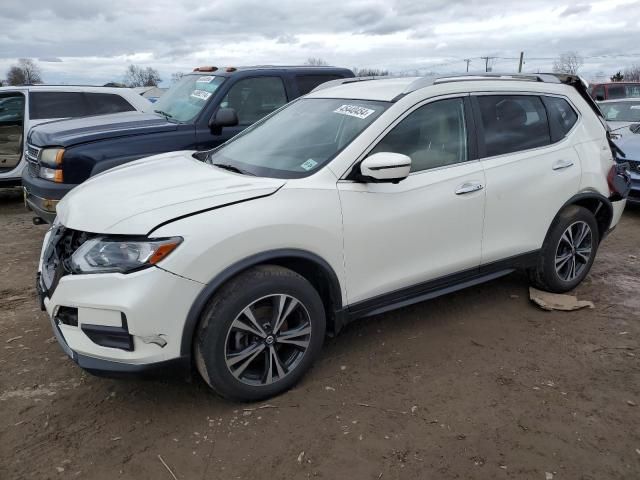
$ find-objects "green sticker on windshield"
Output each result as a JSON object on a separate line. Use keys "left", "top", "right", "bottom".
{"left": 300, "top": 159, "right": 318, "bottom": 171}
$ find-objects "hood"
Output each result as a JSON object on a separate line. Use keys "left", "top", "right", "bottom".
{"left": 615, "top": 133, "right": 640, "bottom": 161}
{"left": 57, "top": 151, "right": 285, "bottom": 234}
{"left": 28, "top": 111, "right": 177, "bottom": 148}
{"left": 608, "top": 121, "right": 638, "bottom": 138}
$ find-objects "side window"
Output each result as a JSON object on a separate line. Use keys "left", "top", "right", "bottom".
{"left": 607, "top": 85, "right": 625, "bottom": 100}
{"left": 220, "top": 77, "right": 288, "bottom": 125}
{"left": 295, "top": 75, "right": 343, "bottom": 95}
{"left": 84, "top": 93, "right": 135, "bottom": 115}
{"left": 29, "top": 92, "right": 87, "bottom": 119}
{"left": 476, "top": 95, "right": 550, "bottom": 157}
{"left": 592, "top": 85, "right": 605, "bottom": 101}
{"left": 370, "top": 98, "right": 468, "bottom": 173}
{"left": 543, "top": 96, "right": 578, "bottom": 142}
{"left": 0, "top": 93, "right": 26, "bottom": 168}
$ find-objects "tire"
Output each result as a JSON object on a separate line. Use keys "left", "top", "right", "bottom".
{"left": 194, "top": 265, "right": 326, "bottom": 401}
{"left": 529, "top": 205, "right": 600, "bottom": 293}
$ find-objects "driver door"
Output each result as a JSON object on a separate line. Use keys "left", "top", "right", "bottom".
{"left": 337, "top": 96, "right": 486, "bottom": 306}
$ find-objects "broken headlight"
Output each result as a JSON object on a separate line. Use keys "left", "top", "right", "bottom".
{"left": 70, "top": 236, "right": 182, "bottom": 274}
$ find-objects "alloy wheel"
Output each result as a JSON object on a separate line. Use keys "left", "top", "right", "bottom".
{"left": 554, "top": 220, "right": 593, "bottom": 282}
{"left": 224, "top": 294, "right": 312, "bottom": 386}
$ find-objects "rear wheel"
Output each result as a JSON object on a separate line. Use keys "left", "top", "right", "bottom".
{"left": 529, "top": 205, "right": 599, "bottom": 293}
{"left": 194, "top": 265, "right": 325, "bottom": 401}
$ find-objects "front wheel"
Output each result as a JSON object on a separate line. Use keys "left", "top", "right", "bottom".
{"left": 194, "top": 265, "right": 326, "bottom": 401}
{"left": 529, "top": 205, "right": 600, "bottom": 293}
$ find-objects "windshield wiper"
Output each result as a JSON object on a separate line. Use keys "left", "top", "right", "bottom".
{"left": 153, "top": 109, "right": 173, "bottom": 119}
{"left": 212, "top": 163, "right": 255, "bottom": 176}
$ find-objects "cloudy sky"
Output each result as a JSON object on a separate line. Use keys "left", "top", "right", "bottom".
{"left": 1, "top": 0, "right": 639, "bottom": 85}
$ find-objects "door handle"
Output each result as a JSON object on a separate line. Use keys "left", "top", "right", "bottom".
{"left": 455, "top": 182, "right": 484, "bottom": 195}
{"left": 552, "top": 159, "right": 574, "bottom": 170}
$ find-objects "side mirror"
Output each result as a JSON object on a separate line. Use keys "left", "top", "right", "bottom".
{"left": 209, "top": 107, "right": 239, "bottom": 131}
{"left": 359, "top": 152, "right": 411, "bottom": 183}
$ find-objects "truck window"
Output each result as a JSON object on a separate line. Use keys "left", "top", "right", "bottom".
{"left": 607, "top": 85, "right": 626, "bottom": 100}
{"left": 295, "top": 75, "right": 343, "bottom": 95}
{"left": 0, "top": 93, "right": 25, "bottom": 170}
{"left": 220, "top": 77, "right": 288, "bottom": 125}
{"left": 84, "top": 93, "right": 135, "bottom": 115}
{"left": 29, "top": 92, "right": 88, "bottom": 119}
{"left": 592, "top": 85, "right": 605, "bottom": 101}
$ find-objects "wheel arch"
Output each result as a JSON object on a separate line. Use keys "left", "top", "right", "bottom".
{"left": 556, "top": 191, "right": 613, "bottom": 241}
{"left": 180, "top": 249, "right": 344, "bottom": 358}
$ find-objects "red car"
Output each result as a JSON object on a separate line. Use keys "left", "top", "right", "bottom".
{"left": 590, "top": 82, "right": 640, "bottom": 100}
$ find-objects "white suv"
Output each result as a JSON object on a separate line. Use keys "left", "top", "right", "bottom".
{"left": 38, "top": 74, "right": 630, "bottom": 401}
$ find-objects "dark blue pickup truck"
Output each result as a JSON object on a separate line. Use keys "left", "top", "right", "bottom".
{"left": 23, "top": 65, "right": 354, "bottom": 222}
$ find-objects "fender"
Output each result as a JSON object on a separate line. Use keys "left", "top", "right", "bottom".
{"left": 553, "top": 190, "right": 614, "bottom": 239}
{"left": 179, "top": 248, "right": 343, "bottom": 357}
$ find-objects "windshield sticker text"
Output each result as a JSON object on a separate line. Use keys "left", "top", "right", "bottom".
{"left": 196, "top": 76, "right": 216, "bottom": 83}
{"left": 334, "top": 104, "right": 375, "bottom": 119}
{"left": 300, "top": 159, "right": 318, "bottom": 171}
{"left": 191, "top": 90, "right": 212, "bottom": 101}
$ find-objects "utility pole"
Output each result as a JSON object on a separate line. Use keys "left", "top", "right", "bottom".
{"left": 480, "top": 56, "right": 495, "bottom": 72}
{"left": 518, "top": 51, "right": 524, "bottom": 73}
{"left": 464, "top": 59, "right": 471, "bottom": 72}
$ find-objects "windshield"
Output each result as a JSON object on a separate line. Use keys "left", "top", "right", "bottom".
{"left": 600, "top": 101, "right": 640, "bottom": 123}
{"left": 152, "top": 74, "right": 225, "bottom": 122}
{"left": 207, "top": 98, "right": 388, "bottom": 178}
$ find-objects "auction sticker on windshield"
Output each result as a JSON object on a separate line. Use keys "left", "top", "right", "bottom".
{"left": 191, "top": 90, "right": 212, "bottom": 101}
{"left": 196, "top": 76, "right": 216, "bottom": 83}
{"left": 334, "top": 104, "right": 375, "bottom": 119}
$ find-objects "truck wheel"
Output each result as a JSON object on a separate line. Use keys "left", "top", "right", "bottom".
{"left": 529, "top": 205, "right": 599, "bottom": 293}
{"left": 194, "top": 265, "right": 326, "bottom": 401}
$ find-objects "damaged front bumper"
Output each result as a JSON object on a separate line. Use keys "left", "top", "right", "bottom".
{"left": 38, "top": 256, "right": 203, "bottom": 378}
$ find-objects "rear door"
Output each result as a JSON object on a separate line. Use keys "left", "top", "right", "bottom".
{"left": 473, "top": 93, "right": 581, "bottom": 264}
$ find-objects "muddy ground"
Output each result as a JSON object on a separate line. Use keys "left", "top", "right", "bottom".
{"left": 0, "top": 187, "right": 638, "bottom": 480}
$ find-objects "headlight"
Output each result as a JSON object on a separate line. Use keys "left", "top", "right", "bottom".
{"left": 40, "top": 148, "right": 64, "bottom": 168}
{"left": 70, "top": 236, "right": 182, "bottom": 274}
{"left": 38, "top": 166, "right": 63, "bottom": 182}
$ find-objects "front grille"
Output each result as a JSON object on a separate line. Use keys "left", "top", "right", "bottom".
{"left": 41, "top": 227, "right": 96, "bottom": 296}
{"left": 25, "top": 144, "right": 40, "bottom": 177}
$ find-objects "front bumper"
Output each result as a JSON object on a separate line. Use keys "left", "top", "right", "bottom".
{"left": 22, "top": 167, "right": 77, "bottom": 223}
{"left": 39, "top": 255, "right": 204, "bottom": 377}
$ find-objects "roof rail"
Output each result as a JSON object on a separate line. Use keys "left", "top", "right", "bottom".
{"left": 403, "top": 72, "right": 563, "bottom": 95}
{"left": 310, "top": 76, "right": 385, "bottom": 93}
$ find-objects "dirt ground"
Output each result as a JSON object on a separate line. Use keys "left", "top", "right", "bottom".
{"left": 0, "top": 186, "right": 639, "bottom": 480}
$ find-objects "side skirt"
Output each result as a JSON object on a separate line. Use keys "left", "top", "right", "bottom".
{"left": 336, "top": 250, "right": 539, "bottom": 328}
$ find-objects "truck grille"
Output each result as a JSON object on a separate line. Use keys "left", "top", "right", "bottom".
{"left": 25, "top": 144, "right": 40, "bottom": 177}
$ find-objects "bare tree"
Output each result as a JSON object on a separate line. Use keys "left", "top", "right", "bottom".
{"left": 305, "top": 57, "right": 329, "bottom": 66}
{"left": 623, "top": 64, "right": 640, "bottom": 82}
{"left": 552, "top": 52, "right": 584, "bottom": 75}
{"left": 123, "top": 64, "right": 162, "bottom": 87}
{"left": 352, "top": 67, "right": 390, "bottom": 77}
{"left": 170, "top": 72, "right": 184, "bottom": 84}
{"left": 6, "top": 58, "right": 43, "bottom": 85}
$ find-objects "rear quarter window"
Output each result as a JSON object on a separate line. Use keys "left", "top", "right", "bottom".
{"left": 543, "top": 96, "right": 578, "bottom": 142}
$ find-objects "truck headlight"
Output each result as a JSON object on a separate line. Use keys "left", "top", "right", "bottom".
{"left": 70, "top": 236, "right": 183, "bottom": 274}
{"left": 40, "top": 148, "right": 64, "bottom": 167}
{"left": 38, "top": 166, "right": 64, "bottom": 182}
